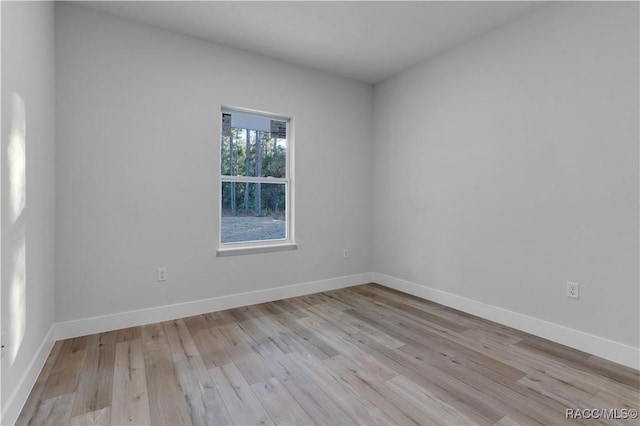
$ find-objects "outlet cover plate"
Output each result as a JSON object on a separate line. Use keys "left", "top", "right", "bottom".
{"left": 157, "top": 267, "right": 168, "bottom": 282}
{"left": 567, "top": 282, "right": 579, "bottom": 299}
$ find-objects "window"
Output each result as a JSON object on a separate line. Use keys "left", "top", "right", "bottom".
{"left": 218, "top": 107, "right": 295, "bottom": 255}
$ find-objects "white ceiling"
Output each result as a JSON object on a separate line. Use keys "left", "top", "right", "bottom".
{"left": 77, "top": 1, "right": 546, "bottom": 84}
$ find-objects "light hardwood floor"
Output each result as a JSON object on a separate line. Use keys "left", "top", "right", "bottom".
{"left": 17, "top": 284, "right": 640, "bottom": 425}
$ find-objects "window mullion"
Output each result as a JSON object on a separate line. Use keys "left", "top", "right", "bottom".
{"left": 221, "top": 175, "right": 288, "bottom": 184}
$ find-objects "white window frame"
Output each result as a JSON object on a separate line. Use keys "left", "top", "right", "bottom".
{"left": 216, "top": 106, "right": 296, "bottom": 257}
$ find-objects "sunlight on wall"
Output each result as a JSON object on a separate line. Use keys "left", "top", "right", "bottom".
{"left": 8, "top": 94, "right": 25, "bottom": 224}
{"left": 9, "top": 237, "right": 25, "bottom": 364}
{"left": 6, "top": 93, "right": 27, "bottom": 365}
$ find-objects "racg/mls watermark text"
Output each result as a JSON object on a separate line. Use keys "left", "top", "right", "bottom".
{"left": 566, "top": 408, "right": 638, "bottom": 420}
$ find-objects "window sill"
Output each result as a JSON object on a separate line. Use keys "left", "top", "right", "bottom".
{"left": 216, "top": 243, "right": 298, "bottom": 257}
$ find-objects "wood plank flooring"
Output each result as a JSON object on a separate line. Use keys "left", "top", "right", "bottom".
{"left": 17, "top": 284, "right": 640, "bottom": 425}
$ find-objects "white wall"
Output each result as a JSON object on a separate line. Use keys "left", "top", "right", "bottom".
{"left": 373, "top": 2, "right": 639, "bottom": 348}
{"left": 55, "top": 3, "right": 373, "bottom": 322}
{"left": 1, "top": 1, "right": 56, "bottom": 421}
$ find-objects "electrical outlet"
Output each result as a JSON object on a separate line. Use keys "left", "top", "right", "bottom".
{"left": 343, "top": 249, "right": 349, "bottom": 259}
{"left": 157, "top": 267, "right": 167, "bottom": 282}
{"left": 567, "top": 282, "right": 579, "bottom": 299}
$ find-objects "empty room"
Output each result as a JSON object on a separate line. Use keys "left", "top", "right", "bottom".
{"left": 1, "top": 1, "right": 639, "bottom": 425}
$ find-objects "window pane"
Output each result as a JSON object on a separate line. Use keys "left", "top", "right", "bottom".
{"left": 221, "top": 182, "right": 287, "bottom": 243}
{"left": 259, "top": 131, "right": 287, "bottom": 178}
{"left": 221, "top": 112, "right": 287, "bottom": 178}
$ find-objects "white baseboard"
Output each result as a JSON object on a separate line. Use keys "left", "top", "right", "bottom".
{"left": 1, "top": 325, "right": 56, "bottom": 426}
{"left": 373, "top": 272, "right": 640, "bottom": 370}
{"left": 55, "top": 272, "right": 373, "bottom": 341}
